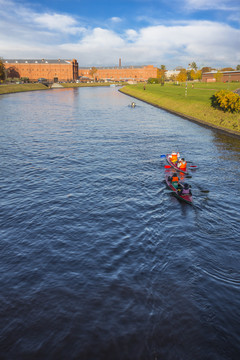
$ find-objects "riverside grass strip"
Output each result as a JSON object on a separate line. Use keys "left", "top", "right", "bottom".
{"left": 119, "top": 83, "right": 240, "bottom": 136}
{"left": 0, "top": 83, "right": 49, "bottom": 95}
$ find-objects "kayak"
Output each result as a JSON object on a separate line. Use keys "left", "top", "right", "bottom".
{"left": 166, "top": 154, "right": 189, "bottom": 174}
{"left": 165, "top": 173, "right": 193, "bottom": 205}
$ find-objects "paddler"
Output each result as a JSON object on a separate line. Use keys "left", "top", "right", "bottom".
{"left": 177, "top": 158, "right": 187, "bottom": 171}
{"left": 179, "top": 183, "right": 192, "bottom": 196}
{"left": 169, "top": 151, "right": 178, "bottom": 164}
{"left": 169, "top": 172, "right": 179, "bottom": 188}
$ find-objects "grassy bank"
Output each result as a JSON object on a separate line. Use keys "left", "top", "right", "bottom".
{"left": 0, "top": 82, "right": 123, "bottom": 94}
{"left": 0, "top": 83, "right": 49, "bottom": 95}
{"left": 119, "top": 83, "right": 240, "bottom": 136}
{"left": 61, "top": 82, "right": 122, "bottom": 88}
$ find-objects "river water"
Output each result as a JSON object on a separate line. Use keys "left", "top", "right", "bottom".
{"left": 0, "top": 87, "right": 240, "bottom": 359}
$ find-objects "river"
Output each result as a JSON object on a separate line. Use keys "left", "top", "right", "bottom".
{"left": 0, "top": 86, "right": 240, "bottom": 359}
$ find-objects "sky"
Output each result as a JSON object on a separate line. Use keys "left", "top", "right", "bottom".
{"left": 0, "top": 0, "right": 240, "bottom": 69}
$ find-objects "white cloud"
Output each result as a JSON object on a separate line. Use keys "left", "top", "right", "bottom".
{"left": 184, "top": 0, "right": 239, "bottom": 11}
{"left": 34, "top": 13, "right": 86, "bottom": 34}
{"left": 0, "top": 0, "right": 239, "bottom": 68}
{"left": 110, "top": 17, "right": 122, "bottom": 23}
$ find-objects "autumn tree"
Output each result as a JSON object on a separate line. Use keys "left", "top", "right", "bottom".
{"left": 221, "top": 67, "right": 234, "bottom": 71}
{"left": 176, "top": 69, "right": 187, "bottom": 82}
{"left": 214, "top": 70, "right": 223, "bottom": 82}
{"left": 89, "top": 67, "right": 98, "bottom": 81}
{"left": 193, "top": 70, "right": 202, "bottom": 81}
{"left": 157, "top": 65, "right": 166, "bottom": 85}
{"left": 0, "top": 58, "right": 6, "bottom": 80}
{"left": 201, "top": 67, "right": 212, "bottom": 73}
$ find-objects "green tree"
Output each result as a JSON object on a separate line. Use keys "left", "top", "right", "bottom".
{"left": 148, "top": 77, "right": 160, "bottom": 84}
{"left": 236, "top": 65, "right": 240, "bottom": 70}
{"left": 0, "top": 58, "right": 6, "bottom": 80}
{"left": 190, "top": 62, "right": 197, "bottom": 71}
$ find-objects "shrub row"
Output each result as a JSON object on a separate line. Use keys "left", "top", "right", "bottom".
{"left": 211, "top": 90, "right": 240, "bottom": 113}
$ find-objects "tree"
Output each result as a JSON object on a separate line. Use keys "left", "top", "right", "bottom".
{"left": 190, "top": 62, "right": 197, "bottom": 71}
{"left": 157, "top": 65, "right": 166, "bottom": 85}
{"left": 89, "top": 67, "right": 97, "bottom": 81}
{"left": 237, "top": 65, "right": 240, "bottom": 70}
{"left": 201, "top": 67, "right": 212, "bottom": 73}
{"left": 176, "top": 69, "right": 187, "bottom": 82}
{"left": 7, "top": 66, "right": 20, "bottom": 79}
{"left": 214, "top": 71, "right": 223, "bottom": 82}
{"left": 193, "top": 70, "right": 202, "bottom": 81}
{"left": 221, "top": 67, "right": 234, "bottom": 71}
{"left": 0, "top": 58, "right": 6, "bottom": 80}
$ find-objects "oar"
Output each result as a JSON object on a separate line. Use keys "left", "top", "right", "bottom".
{"left": 164, "top": 165, "right": 172, "bottom": 169}
{"left": 160, "top": 154, "right": 166, "bottom": 158}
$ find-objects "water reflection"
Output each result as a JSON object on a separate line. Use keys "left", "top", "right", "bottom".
{"left": 213, "top": 132, "right": 240, "bottom": 160}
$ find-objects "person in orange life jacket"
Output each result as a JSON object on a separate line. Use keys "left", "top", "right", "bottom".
{"left": 170, "top": 151, "right": 179, "bottom": 163}
{"left": 177, "top": 158, "right": 187, "bottom": 171}
{"left": 179, "top": 183, "right": 192, "bottom": 196}
{"left": 168, "top": 172, "right": 179, "bottom": 188}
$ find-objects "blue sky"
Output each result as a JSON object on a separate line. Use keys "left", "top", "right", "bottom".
{"left": 0, "top": 0, "right": 239, "bottom": 69}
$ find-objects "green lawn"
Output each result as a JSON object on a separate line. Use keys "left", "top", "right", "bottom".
{"left": 119, "top": 82, "right": 240, "bottom": 135}
{"left": 0, "top": 83, "right": 49, "bottom": 95}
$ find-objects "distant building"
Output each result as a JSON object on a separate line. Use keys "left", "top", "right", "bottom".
{"left": 3, "top": 59, "right": 78, "bottom": 82}
{"left": 202, "top": 70, "right": 240, "bottom": 83}
{"left": 78, "top": 65, "right": 158, "bottom": 82}
{"left": 165, "top": 70, "right": 180, "bottom": 79}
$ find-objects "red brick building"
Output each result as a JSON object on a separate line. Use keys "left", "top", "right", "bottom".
{"left": 202, "top": 70, "right": 240, "bottom": 83}
{"left": 3, "top": 59, "right": 78, "bottom": 82}
{"left": 78, "top": 65, "right": 158, "bottom": 82}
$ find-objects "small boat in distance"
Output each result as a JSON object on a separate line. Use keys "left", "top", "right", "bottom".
{"left": 131, "top": 102, "right": 136, "bottom": 108}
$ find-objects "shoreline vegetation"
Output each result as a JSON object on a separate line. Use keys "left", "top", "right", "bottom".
{"left": 1, "top": 82, "right": 239, "bottom": 138}
{"left": 119, "top": 83, "right": 240, "bottom": 138}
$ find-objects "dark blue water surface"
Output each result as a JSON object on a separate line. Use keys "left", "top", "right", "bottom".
{"left": 0, "top": 87, "right": 240, "bottom": 359}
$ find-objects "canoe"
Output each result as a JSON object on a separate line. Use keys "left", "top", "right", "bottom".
{"left": 165, "top": 173, "right": 193, "bottom": 205}
{"left": 166, "top": 154, "right": 189, "bottom": 174}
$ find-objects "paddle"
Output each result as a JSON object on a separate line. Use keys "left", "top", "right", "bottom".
{"left": 160, "top": 154, "right": 166, "bottom": 158}
{"left": 164, "top": 165, "right": 171, "bottom": 168}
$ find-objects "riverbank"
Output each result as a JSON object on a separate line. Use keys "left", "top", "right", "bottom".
{"left": 0, "top": 83, "right": 49, "bottom": 95}
{"left": 0, "top": 82, "right": 122, "bottom": 95}
{"left": 119, "top": 83, "right": 240, "bottom": 138}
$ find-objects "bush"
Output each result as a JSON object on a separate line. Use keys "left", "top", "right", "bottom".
{"left": 211, "top": 90, "right": 240, "bottom": 113}
{"left": 147, "top": 77, "right": 160, "bottom": 84}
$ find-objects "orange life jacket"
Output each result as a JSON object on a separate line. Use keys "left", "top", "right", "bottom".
{"left": 179, "top": 160, "right": 187, "bottom": 170}
{"left": 171, "top": 153, "right": 178, "bottom": 162}
{"left": 172, "top": 175, "right": 179, "bottom": 182}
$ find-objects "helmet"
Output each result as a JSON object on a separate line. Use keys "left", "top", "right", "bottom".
{"left": 184, "top": 183, "right": 189, "bottom": 188}
{"left": 182, "top": 158, "right": 185, "bottom": 161}
{"left": 173, "top": 173, "right": 177, "bottom": 176}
